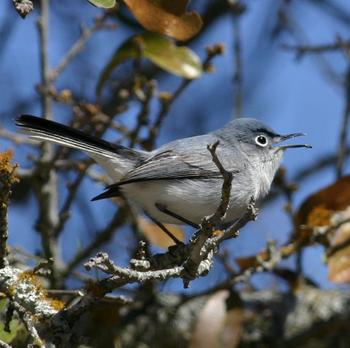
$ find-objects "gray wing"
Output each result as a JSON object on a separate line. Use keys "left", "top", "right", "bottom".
{"left": 118, "top": 134, "right": 241, "bottom": 185}
{"left": 92, "top": 133, "right": 243, "bottom": 201}
{"left": 118, "top": 150, "right": 220, "bottom": 184}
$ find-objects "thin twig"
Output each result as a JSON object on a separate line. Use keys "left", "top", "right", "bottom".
{"left": 53, "top": 169, "right": 88, "bottom": 238}
{"left": 49, "top": 15, "right": 112, "bottom": 81}
{"left": 62, "top": 207, "right": 127, "bottom": 277}
{"left": 229, "top": 0, "right": 246, "bottom": 118}
{"left": 206, "top": 141, "right": 233, "bottom": 223}
{"left": 336, "top": 65, "right": 350, "bottom": 178}
{"left": 143, "top": 44, "right": 225, "bottom": 150}
{"left": 281, "top": 39, "right": 350, "bottom": 56}
{"left": 232, "top": 16, "right": 242, "bottom": 118}
{"left": 128, "top": 80, "right": 156, "bottom": 147}
{"left": 0, "top": 127, "right": 38, "bottom": 145}
{"left": 36, "top": 0, "right": 62, "bottom": 285}
{"left": 0, "top": 151, "right": 18, "bottom": 268}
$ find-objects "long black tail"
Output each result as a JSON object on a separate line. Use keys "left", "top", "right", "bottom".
{"left": 16, "top": 114, "right": 147, "bottom": 181}
{"left": 16, "top": 114, "right": 136, "bottom": 157}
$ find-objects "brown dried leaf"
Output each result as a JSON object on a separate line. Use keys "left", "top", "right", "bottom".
{"left": 306, "top": 205, "right": 332, "bottom": 227}
{"left": 235, "top": 255, "right": 259, "bottom": 271}
{"left": 137, "top": 217, "right": 184, "bottom": 248}
{"left": 235, "top": 251, "right": 269, "bottom": 271}
{"left": 123, "top": 0, "right": 203, "bottom": 41}
{"left": 190, "top": 290, "right": 229, "bottom": 348}
{"left": 295, "top": 176, "right": 350, "bottom": 239}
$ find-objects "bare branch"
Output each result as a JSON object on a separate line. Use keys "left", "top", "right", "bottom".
{"left": 229, "top": 0, "right": 246, "bottom": 118}
{"left": 36, "top": 0, "right": 62, "bottom": 285}
{"left": 0, "top": 151, "right": 18, "bottom": 268}
{"left": 49, "top": 15, "right": 114, "bottom": 81}
{"left": 336, "top": 64, "right": 350, "bottom": 178}
{"left": 11, "top": 301, "right": 45, "bottom": 347}
{"left": 0, "top": 127, "right": 38, "bottom": 145}
{"left": 281, "top": 38, "right": 350, "bottom": 57}
{"left": 62, "top": 208, "right": 127, "bottom": 277}
{"left": 143, "top": 44, "right": 225, "bottom": 150}
{"left": 0, "top": 339, "right": 12, "bottom": 348}
{"left": 206, "top": 141, "right": 233, "bottom": 224}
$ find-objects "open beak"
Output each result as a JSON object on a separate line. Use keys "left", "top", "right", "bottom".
{"left": 274, "top": 133, "right": 312, "bottom": 150}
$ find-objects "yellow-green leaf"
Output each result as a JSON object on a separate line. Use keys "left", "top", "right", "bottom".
{"left": 87, "top": 0, "right": 116, "bottom": 8}
{"left": 0, "top": 319, "right": 22, "bottom": 344}
{"left": 123, "top": 0, "right": 203, "bottom": 41}
{"left": 97, "top": 33, "right": 202, "bottom": 96}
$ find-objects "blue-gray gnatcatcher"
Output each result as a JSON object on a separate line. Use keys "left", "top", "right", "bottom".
{"left": 16, "top": 115, "right": 311, "bottom": 230}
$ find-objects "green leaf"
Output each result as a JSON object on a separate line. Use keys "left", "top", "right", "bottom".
{"left": 97, "top": 33, "right": 202, "bottom": 96}
{"left": 0, "top": 319, "right": 22, "bottom": 343}
{"left": 87, "top": 0, "right": 116, "bottom": 8}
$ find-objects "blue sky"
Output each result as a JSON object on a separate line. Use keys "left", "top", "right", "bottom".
{"left": 1, "top": 0, "right": 350, "bottom": 292}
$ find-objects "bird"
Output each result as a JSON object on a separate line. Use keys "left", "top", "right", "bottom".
{"left": 16, "top": 115, "right": 311, "bottom": 232}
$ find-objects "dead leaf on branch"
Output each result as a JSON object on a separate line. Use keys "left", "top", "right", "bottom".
{"left": 292, "top": 176, "right": 350, "bottom": 283}
{"left": 123, "top": 0, "right": 203, "bottom": 41}
{"left": 294, "top": 176, "right": 350, "bottom": 240}
{"left": 137, "top": 217, "right": 184, "bottom": 248}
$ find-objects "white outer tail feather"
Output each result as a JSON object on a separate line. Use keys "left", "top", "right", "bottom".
{"left": 19, "top": 124, "right": 136, "bottom": 181}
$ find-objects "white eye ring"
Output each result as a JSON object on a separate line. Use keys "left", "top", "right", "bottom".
{"left": 255, "top": 135, "right": 268, "bottom": 147}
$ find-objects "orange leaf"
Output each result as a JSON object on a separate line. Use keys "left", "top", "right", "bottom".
{"left": 235, "top": 255, "right": 259, "bottom": 271}
{"left": 137, "top": 217, "right": 185, "bottom": 248}
{"left": 295, "top": 176, "right": 350, "bottom": 239}
{"left": 123, "top": 0, "right": 203, "bottom": 41}
{"left": 235, "top": 251, "right": 269, "bottom": 271}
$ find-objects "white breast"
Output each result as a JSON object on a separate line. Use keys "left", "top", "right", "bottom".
{"left": 253, "top": 151, "right": 283, "bottom": 200}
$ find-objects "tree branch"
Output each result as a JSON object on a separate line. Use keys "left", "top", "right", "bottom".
{"left": 336, "top": 64, "right": 350, "bottom": 178}
{"left": 0, "top": 151, "right": 18, "bottom": 268}
{"left": 49, "top": 15, "right": 113, "bottom": 82}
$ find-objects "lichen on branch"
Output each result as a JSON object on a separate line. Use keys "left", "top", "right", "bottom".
{"left": 0, "top": 150, "right": 19, "bottom": 268}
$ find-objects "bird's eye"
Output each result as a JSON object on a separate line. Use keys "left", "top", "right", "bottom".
{"left": 255, "top": 135, "right": 268, "bottom": 147}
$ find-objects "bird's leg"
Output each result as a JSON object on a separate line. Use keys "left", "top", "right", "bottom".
{"left": 155, "top": 203, "right": 199, "bottom": 229}
{"left": 144, "top": 212, "right": 183, "bottom": 245}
